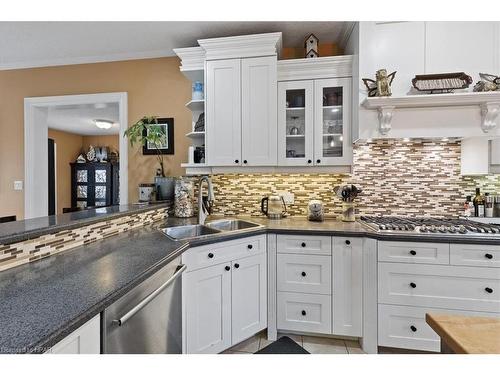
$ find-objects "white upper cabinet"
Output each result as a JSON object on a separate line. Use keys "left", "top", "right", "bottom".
{"left": 278, "top": 80, "right": 314, "bottom": 166}
{"left": 425, "top": 22, "right": 498, "bottom": 79}
{"left": 241, "top": 56, "right": 277, "bottom": 166}
{"left": 206, "top": 59, "right": 242, "bottom": 166}
{"left": 314, "top": 78, "right": 352, "bottom": 166}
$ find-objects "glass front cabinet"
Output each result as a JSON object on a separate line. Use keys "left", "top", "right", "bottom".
{"left": 71, "top": 162, "right": 119, "bottom": 209}
{"left": 278, "top": 77, "right": 352, "bottom": 166}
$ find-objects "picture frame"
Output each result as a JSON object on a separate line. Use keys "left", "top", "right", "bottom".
{"left": 142, "top": 117, "right": 175, "bottom": 155}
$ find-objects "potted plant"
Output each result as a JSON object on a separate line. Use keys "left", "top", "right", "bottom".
{"left": 124, "top": 116, "right": 174, "bottom": 201}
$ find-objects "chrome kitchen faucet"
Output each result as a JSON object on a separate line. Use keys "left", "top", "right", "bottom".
{"left": 198, "top": 176, "right": 215, "bottom": 225}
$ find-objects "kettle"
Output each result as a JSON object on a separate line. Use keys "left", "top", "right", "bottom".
{"left": 261, "top": 195, "right": 287, "bottom": 219}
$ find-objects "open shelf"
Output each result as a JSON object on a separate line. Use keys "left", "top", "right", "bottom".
{"left": 186, "top": 131, "right": 205, "bottom": 139}
{"left": 186, "top": 99, "right": 205, "bottom": 112}
{"left": 181, "top": 163, "right": 208, "bottom": 168}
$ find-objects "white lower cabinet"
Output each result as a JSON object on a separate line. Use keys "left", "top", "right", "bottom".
{"left": 333, "top": 237, "right": 363, "bottom": 336}
{"left": 378, "top": 304, "right": 500, "bottom": 352}
{"left": 184, "top": 261, "right": 232, "bottom": 354}
{"left": 275, "top": 234, "right": 363, "bottom": 338}
{"left": 277, "top": 292, "right": 332, "bottom": 334}
{"left": 183, "top": 235, "right": 267, "bottom": 354}
{"left": 49, "top": 314, "right": 100, "bottom": 354}
{"left": 377, "top": 241, "right": 500, "bottom": 352}
{"left": 231, "top": 252, "right": 267, "bottom": 344}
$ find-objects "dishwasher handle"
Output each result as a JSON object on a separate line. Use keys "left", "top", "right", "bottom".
{"left": 112, "top": 264, "right": 187, "bottom": 327}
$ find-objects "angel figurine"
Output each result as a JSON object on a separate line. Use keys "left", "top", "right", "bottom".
{"left": 362, "top": 69, "right": 397, "bottom": 97}
{"left": 473, "top": 73, "right": 500, "bottom": 92}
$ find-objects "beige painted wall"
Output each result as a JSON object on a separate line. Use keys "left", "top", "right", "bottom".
{"left": 0, "top": 57, "right": 191, "bottom": 219}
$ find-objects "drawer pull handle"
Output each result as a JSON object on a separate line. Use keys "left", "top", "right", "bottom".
{"left": 485, "top": 253, "right": 493, "bottom": 259}
{"left": 301, "top": 242, "right": 306, "bottom": 248}
{"left": 301, "top": 271, "right": 306, "bottom": 277}
{"left": 410, "top": 282, "right": 417, "bottom": 289}
{"left": 234, "top": 159, "right": 239, "bottom": 164}
{"left": 225, "top": 266, "right": 230, "bottom": 271}
{"left": 485, "top": 287, "right": 493, "bottom": 294}
{"left": 345, "top": 240, "right": 351, "bottom": 245}
{"left": 234, "top": 263, "right": 240, "bottom": 269}
{"left": 410, "top": 325, "right": 417, "bottom": 332}
{"left": 248, "top": 244, "right": 253, "bottom": 250}
{"left": 409, "top": 250, "right": 417, "bottom": 256}
{"left": 301, "top": 310, "right": 307, "bottom": 316}
{"left": 208, "top": 253, "right": 214, "bottom": 259}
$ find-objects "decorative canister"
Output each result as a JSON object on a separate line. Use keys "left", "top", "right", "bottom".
{"left": 174, "top": 178, "right": 195, "bottom": 218}
{"left": 341, "top": 202, "right": 356, "bottom": 222}
{"left": 307, "top": 200, "right": 324, "bottom": 222}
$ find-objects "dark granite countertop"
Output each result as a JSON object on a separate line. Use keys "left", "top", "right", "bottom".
{"left": 1, "top": 214, "right": 499, "bottom": 354}
{"left": 0, "top": 203, "right": 167, "bottom": 245}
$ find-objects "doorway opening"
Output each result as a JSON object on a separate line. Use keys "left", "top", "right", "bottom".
{"left": 24, "top": 93, "right": 128, "bottom": 219}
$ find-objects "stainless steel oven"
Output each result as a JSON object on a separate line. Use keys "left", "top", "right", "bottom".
{"left": 103, "top": 256, "right": 185, "bottom": 354}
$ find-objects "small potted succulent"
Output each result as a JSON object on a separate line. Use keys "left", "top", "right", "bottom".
{"left": 124, "top": 116, "right": 174, "bottom": 200}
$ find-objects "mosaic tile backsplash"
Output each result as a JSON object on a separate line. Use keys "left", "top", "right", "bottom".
{"left": 208, "top": 140, "right": 500, "bottom": 218}
{"left": 0, "top": 208, "right": 167, "bottom": 272}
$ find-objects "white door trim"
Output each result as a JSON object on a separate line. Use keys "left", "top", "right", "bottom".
{"left": 24, "top": 92, "right": 128, "bottom": 219}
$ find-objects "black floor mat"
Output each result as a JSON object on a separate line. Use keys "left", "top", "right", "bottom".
{"left": 255, "top": 336, "right": 310, "bottom": 354}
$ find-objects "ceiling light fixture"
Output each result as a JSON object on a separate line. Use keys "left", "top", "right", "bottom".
{"left": 94, "top": 119, "right": 114, "bottom": 129}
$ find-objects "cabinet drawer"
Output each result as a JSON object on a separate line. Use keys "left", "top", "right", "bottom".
{"left": 277, "top": 292, "right": 332, "bottom": 334}
{"left": 450, "top": 244, "right": 500, "bottom": 268}
{"left": 277, "top": 235, "right": 331, "bottom": 255}
{"left": 378, "top": 263, "right": 500, "bottom": 312}
{"left": 183, "top": 234, "right": 266, "bottom": 272}
{"left": 378, "top": 241, "right": 449, "bottom": 265}
{"left": 378, "top": 304, "right": 500, "bottom": 352}
{"left": 277, "top": 253, "right": 331, "bottom": 295}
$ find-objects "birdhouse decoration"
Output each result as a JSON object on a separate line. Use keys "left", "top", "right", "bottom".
{"left": 304, "top": 33, "right": 319, "bottom": 58}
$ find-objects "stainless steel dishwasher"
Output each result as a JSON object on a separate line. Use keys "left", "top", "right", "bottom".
{"left": 103, "top": 256, "right": 185, "bottom": 353}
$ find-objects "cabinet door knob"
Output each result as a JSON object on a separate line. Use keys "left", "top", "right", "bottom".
{"left": 301, "top": 242, "right": 306, "bottom": 248}
{"left": 243, "top": 160, "right": 248, "bottom": 164}
{"left": 248, "top": 244, "right": 253, "bottom": 250}
{"left": 485, "top": 287, "right": 493, "bottom": 294}
{"left": 345, "top": 240, "right": 351, "bottom": 245}
{"left": 301, "top": 271, "right": 306, "bottom": 277}
{"left": 410, "top": 250, "right": 417, "bottom": 256}
{"left": 301, "top": 310, "right": 306, "bottom": 316}
{"left": 410, "top": 325, "right": 417, "bottom": 332}
{"left": 485, "top": 253, "right": 493, "bottom": 259}
{"left": 225, "top": 266, "right": 230, "bottom": 271}
{"left": 307, "top": 159, "right": 312, "bottom": 164}
{"left": 234, "top": 159, "right": 239, "bottom": 164}
{"left": 208, "top": 253, "right": 214, "bottom": 259}
{"left": 410, "top": 282, "right": 416, "bottom": 288}
{"left": 316, "top": 159, "right": 321, "bottom": 164}
{"left": 234, "top": 263, "right": 240, "bottom": 269}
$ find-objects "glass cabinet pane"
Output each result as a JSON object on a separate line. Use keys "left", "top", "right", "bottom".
{"left": 95, "top": 169, "right": 107, "bottom": 183}
{"left": 321, "top": 86, "right": 343, "bottom": 158}
{"left": 77, "top": 185, "right": 87, "bottom": 198}
{"left": 285, "top": 89, "right": 306, "bottom": 160}
{"left": 76, "top": 200, "right": 87, "bottom": 209}
{"left": 77, "top": 170, "right": 87, "bottom": 183}
{"left": 95, "top": 186, "right": 106, "bottom": 199}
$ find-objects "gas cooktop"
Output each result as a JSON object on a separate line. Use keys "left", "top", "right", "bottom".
{"left": 360, "top": 216, "right": 500, "bottom": 236}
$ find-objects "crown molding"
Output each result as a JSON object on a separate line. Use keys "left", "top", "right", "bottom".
{"left": 277, "top": 55, "right": 353, "bottom": 81}
{"left": 173, "top": 46, "right": 205, "bottom": 71}
{"left": 338, "top": 22, "right": 356, "bottom": 49}
{"left": 198, "top": 32, "right": 282, "bottom": 60}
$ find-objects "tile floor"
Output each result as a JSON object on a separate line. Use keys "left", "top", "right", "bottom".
{"left": 222, "top": 331, "right": 366, "bottom": 354}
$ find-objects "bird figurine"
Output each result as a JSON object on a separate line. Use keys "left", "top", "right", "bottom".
{"left": 473, "top": 73, "right": 500, "bottom": 92}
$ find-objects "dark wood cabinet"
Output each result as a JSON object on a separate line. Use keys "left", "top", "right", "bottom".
{"left": 71, "top": 162, "right": 119, "bottom": 209}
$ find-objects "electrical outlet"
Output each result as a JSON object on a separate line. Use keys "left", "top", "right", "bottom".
{"left": 279, "top": 191, "right": 294, "bottom": 205}
{"left": 14, "top": 180, "right": 23, "bottom": 191}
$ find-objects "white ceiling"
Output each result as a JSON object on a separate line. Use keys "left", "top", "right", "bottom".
{"left": 47, "top": 103, "right": 120, "bottom": 136}
{"left": 0, "top": 21, "right": 353, "bottom": 70}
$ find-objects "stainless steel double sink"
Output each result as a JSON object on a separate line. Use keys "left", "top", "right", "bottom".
{"left": 160, "top": 219, "right": 263, "bottom": 241}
